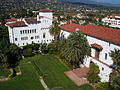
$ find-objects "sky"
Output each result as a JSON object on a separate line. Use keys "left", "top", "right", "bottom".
{"left": 91, "top": 0, "right": 120, "bottom": 4}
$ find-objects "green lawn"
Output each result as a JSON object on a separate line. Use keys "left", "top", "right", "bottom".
{"left": 0, "top": 63, "right": 44, "bottom": 90}
{"left": 21, "top": 55, "right": 94, "bottom": 90}
{"left": 0, "top": 55, "right": 94, "bottom": 90}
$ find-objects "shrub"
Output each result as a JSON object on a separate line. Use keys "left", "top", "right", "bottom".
{"left": 23, "top": 48, "right": 34, "bottom": 57}
{"left": 87, "top": 63, "right": 100, "bottom": 83}
{"left": 96, "top": 82, "right": 110, "bottom": 90}
{"left": 40, "top": 43, "right": 48, "bottom": 54}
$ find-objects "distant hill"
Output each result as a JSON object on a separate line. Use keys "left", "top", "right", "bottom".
{"left": 60, "top": 0, "right": 120, "bottom": 7}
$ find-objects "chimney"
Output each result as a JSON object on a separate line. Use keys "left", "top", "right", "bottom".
{"left": 37, "top": 15, "right": 39, "bottom": 21}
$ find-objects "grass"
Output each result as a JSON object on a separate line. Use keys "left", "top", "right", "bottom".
{"left": 0, "top": 55, "right": 94, "bottom": 90}
{"left": 20, "top": 55, "right": 94, "bottom": 90}
{"left": 0, "top": 63, "right": 44, "bottom": 90}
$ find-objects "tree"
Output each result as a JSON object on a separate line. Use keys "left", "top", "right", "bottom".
{"left": 109, "top": 71, "right": 120, "bottom": 90}
{"left": 87, "top": 63, "right": 100, "bottom": 84}
{"left": 7, "top": 44, "right": 22, "bottom": 67}
{"left": 109, "top": 49, "right": 120, "bottom": 71}
{"left": 61, "top": 32, "right": 90, "bottom": 67}
{"left": 96, "top": 82, "right": 110, "bottom": 90}
{"left": 109, "top": 49, "right": 120, "bottom": 90}
{"left": 0, "top": 51, "right": 9, "bottom": 69}
{"left": 48, "top": 38, "right": 66, "bottom": 55}
{"left": 40, "top": 43, "right": 48, "bottom": 54}
{"left": 49, "top": 21, "right": 61, "bottom": 40}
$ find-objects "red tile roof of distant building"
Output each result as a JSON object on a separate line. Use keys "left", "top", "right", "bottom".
{"left": 7, "top": 21, "right": 27, "bottom": 28}
{"left": 60, "top": 24, "right": 120, "bottom": 45}
{"left": 25, "top": 18, "right": 40, "bottom": 23}
{"left": 5, "top": 19, "right": 17, "bottom": 22}
{"left": 38, "top": 9, "right": 53, "bottom": 12}
{"left": 91, "top": 43, "right": 103, "bottom": 49}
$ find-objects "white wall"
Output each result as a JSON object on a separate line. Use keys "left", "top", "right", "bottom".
{"left": 39, "top": 12, "right": 53, "bottom": 20}
{"left": 60, "top": 30, "right": 120, "bottom": 82}
{"left": 7, "top": 11, "right": 54, "bottom": 47}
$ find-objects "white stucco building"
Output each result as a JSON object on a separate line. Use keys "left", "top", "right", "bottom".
{"left": 102, "top": 14, "right": 120, "bottom": 28}
{"left": 60, "top": 24, "right": 120, "bottom": 82}
{"left": 6, "top": 9, "right": 54, "bottom": 47}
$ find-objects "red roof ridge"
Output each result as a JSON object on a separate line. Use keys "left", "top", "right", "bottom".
{"left": 7, "top": 21, "right": 27, "bottom": 28}
{"left": 60, "top": 24, "right": 120, "bottom": 45}
{"left": 38, "top": 9, "right": 53, "bottom": 12}
{"left": 5, "top": 19, "right": 18, "bottom": 22}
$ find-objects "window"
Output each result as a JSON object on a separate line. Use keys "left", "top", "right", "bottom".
{"left": 44, "top": 40, "right": 46, "bottom": 43}
{"left": 35, "top": 36, "right": 39, "bottom": 39}
{"left": 105, "top": 53, "right": 107, "bottom": 60}
{"left": 109, "top": 42, "right": 111, "bottom": 47}
{"left": 35, "top": 29, "right": 36, "bottom": 33}
{"left": 28, "top": 30, "right": 29, "bottom": 33}
{"left": 102, "top": 67, "right": 104, "bottom": 71}
{"left": 15, "top": 38, "right": 17, "bottom": 41}
{"left": 31, "top": 37, "right": 34, "bottom": 40}
{"left": 21, "top": 37, "right": 28, "bottom": 40}
{"left": 23, "top": 30, "right": 24, "bottom": 34}
{"left": 32, "top": 29, "right": 34, "bottom": 33}
{"left": 20, "top": 31, "right": 22, "bottom": 34}
{"left": 25, "top": 30, "right": 27, "bottom": 34}
{"left": 95, "top": 50, "right": 100, "bottom": 59}
{"left": 23, "top": 43, "right": 24, "bottom": 45}
{"left": 30, "top": 30, "right": 32, "bottom": 33}
{"left": 43, "top": 33, "right": 46, "bottom": 38}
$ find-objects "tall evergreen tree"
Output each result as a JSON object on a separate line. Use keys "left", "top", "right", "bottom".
{"left": 61, "top": 32, "right": 90, "bottom": 67}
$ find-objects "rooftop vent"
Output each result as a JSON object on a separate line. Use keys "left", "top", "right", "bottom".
{"left": 76, "top": 28, "right": 80, "bottom": 32}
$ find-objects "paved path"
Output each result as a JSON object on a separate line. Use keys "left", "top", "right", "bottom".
{"left": 39, "top": 77, "right": 49, "bottom": 90}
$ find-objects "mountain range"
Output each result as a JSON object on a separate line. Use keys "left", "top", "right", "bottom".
{"left": 60, "top": 0, "right": 120, "bottom": 7}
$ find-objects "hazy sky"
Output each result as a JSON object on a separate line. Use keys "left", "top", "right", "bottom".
{"left": 92, "top": 0, "right": 120, "bottom": 4}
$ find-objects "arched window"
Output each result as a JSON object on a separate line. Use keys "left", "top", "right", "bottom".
{"left": 43, "top": 33, "right": 46, "bottom": 38}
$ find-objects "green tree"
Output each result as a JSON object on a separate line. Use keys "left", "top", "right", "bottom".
{"left": 109, "top": 49, "right": 120, "bottom": 90}
{"left": 87, "top": 63, "right": 100, "bottom": 83}
{"left": 40, "top": 43, "right": 48, "bottom": 54}
{"left": 7, "top": 44, "right": 22, "bottom": 67}
{"left": 0, "top": 51, "right": 9, "bottom": 69}
{"left": 61, "top": 32, "right": 90, "bottom": 67}
{"left": 109, "top": 49, "right": 120, "bottom": 71}
{"left": 96, "top": 82, "right": 110, "bottom": 90}
{"left": 49, "top": 21, "right": 61, "bottom": 40}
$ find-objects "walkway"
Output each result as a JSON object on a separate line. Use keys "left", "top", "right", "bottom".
{"left": 64, "top": 67, "right": 89, "bottom": 86}
{"left": 39, "top": 77, "right": 49, "bottom": 90}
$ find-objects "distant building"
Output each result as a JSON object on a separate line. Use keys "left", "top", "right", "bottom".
{"left": 60, "top": 24, "right": 120, "bottom": 82}
{"left": 102, "top": 14, "right": 120, "bottom": 28}
{"left": 6, "top": 9, "right": 54, "bottom": 47}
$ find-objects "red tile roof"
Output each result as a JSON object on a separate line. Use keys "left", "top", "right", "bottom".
{"left": 5, "top": 19, "right": 17, "bottom": 22}
{"left": 107, "top": 14, "right": 120, "bottom": 19}
{"left": 91, "top": 43, "right": 103, "bottom": 49}
{"left": 38, "top": 9, "right": 53, "bottom": 12}
{"left": 60, "top": 24, "right": 120, "bottom": 45}
{"left": 7, "top": 21, "right": 27, "bottom": 28}
{"left": 25, "top": 18, "right": 40, "bottom": 23}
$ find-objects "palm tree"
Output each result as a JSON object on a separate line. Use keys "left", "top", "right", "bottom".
{"left": 109, "top": 49, "right": 120, "bottom": 90}
{"left": 109, "top": 49, "right": 120, "bottom": 70}
{"left": 61, "top": 32, "right": 91, "bottom": 67}
{"left": 49, "top": 21, "right": 61, "bottom": 40}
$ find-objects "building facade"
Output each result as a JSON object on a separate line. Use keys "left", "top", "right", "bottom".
{"left": 60, "top": 24, "right": 120, "bottom": 82}
{"left": 6, "top": 9, "right": 54, "bottom": 47}
{"left": 102, "top": 14, "right": 120, "bottom": 28}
